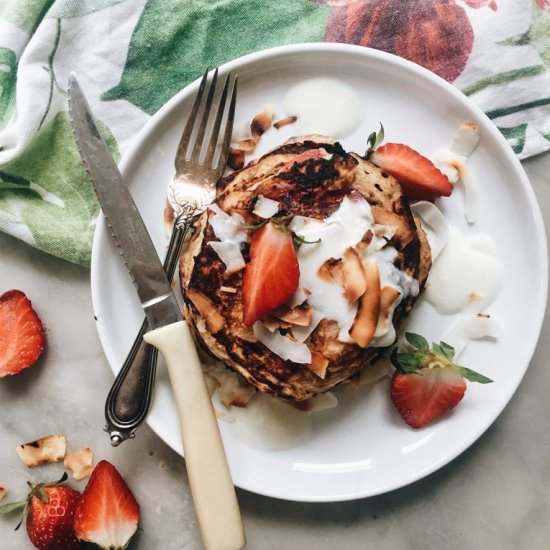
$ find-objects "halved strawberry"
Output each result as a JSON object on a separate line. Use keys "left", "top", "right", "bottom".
{"left": 243, "top": 221, "right": 299, "bottom": 326}
{"left": 390, "top": 333, "right": 492, "bottom": 428}
{"left": 391, "top": 367, "right": 466, "bottom": 429}
{"left": 73, "top": 460, "right": 140, "bottom": 550}
{"left": 370, "top": 143, "right": 453, "bottom": 201}
{"left": 0, "top": 290, "right": 45, "bottom": 377}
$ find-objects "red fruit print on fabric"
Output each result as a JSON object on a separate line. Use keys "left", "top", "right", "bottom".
{"left": 317, "top": 0, "right": 497, "bottom": 82}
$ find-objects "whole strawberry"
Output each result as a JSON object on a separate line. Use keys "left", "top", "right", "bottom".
{"left": 0, "top": 473, "right": 81, "bottom": 550}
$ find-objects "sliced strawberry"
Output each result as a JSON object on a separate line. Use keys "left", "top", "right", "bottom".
{"left": 370, "top": 143, "right": 452, "bottom": 201}
{"left": 390, "top": 367, "right": 466, "bottom": 429}
{"left": 73, "top": 460, "right": 140, "bottom": 550}
{"left": 243, "top": 222, "right": 299, "bottom": 325}
{"left": 0, "top": 290, "right": 45, "bottom": 377}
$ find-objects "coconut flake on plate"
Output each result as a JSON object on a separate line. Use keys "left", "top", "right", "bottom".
{"left": 411, "top": 201, "right": 449, "bottom": 261}
{"left": 253, "top": 322, "right": 312, "bottom": 364}
{"left": 208, "top": 203, "right": 247, "bottom": 243}
{"left": 253, "top": 195, "right": 279, "bottom": 218}
{"left": 442, "top": 314, "right": 501, "bottom": 359}
{"left": 208, "top": 241, "right": 246, "bottom": 275}
{"left": 450, "top": 122, "right": 481, "bottom": 158}
{"left": 434, "top": 122, "right": 481, "bottom": 224}
{"left": 0, "top": 487, "right": 7, "bottom": 502}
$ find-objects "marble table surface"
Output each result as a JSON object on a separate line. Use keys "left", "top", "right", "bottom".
{"left": 1, "top": 151, "right": 549, "bottom": 550}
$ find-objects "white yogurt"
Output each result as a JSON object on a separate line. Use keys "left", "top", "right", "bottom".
{"left": 283, "top": 78, "right": 363, "bottom": 138}
{"left": 425, "top": 226, "right": 502, "bottom": 314}
{"left": 290, "top": 197, "right": 373, "bottom": 342}
{"left": 290, "top": 196, "right": 416, "bottom": 345}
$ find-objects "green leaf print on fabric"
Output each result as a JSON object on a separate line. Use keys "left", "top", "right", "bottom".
{"left": 0, "top": 0, "right": 55, "bottom": 33}
{"left": 499, "top": 123, "right": 528, "bottom": 154}
{"left": 499, "top": 2, "right": 550, "bottom": 68}
{"left": 102, "top": 0, "right": 330, "bottom": 115}
{"left": 0, "top": 111, "right": 119, "bottom": 266}
{"left": 0, "top": 48, "right": 17, "bottom": 128}
{"left": 47, "top": 0, "right": 130, "bottom": 19}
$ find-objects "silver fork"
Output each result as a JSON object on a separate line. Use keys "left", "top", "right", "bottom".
{"left": 104, "top": 68, "right": 237, "bottom": 445}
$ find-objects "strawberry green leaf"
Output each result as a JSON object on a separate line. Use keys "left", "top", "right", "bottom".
{"left": 0, "top": 501, "right": 26, "bottom": 515}
{"left": 365, "top": 123, "right": 385, "bottom": 157}
{"left": 431, "top": 343, "right": 447, "bottom": 358}
{"left": 241, "top": 220, "right": 268, "bottom": 231}
{"left": 439, "top": 341, "right": 455, "bottom": 360}
{"left": 458, "top": 366, "right": 493, "bottom": 384}
{"left": 35, "top": 487, "right": 48, "bottom": 503}
{"left": 292, "top": 233, "right": 321, "bottom": 250}
{"left": 391, "top": 350, "right": 423, "bottom": 373}
{"left": 405, "top": 332, "right": 429, "bottom": 352}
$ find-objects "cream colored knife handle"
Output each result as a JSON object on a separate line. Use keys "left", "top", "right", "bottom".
{"left": 143, "top": 321, "right": 245, "bottom": 550}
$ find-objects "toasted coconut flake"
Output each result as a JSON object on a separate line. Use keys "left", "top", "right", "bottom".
{"left": 307, "top": 352, "right": 329, "bottom": 379}
{"left": 64, "top": 448, "right": 94, "bottom": 480}
{"left": 251, "top": 109, "right": 272, "bottom": 138}
{"left": 273, "top": 304, "right": 313, "bottom": 327}
{"left": 16, "top": 434, "right": 66, "bottom": 467}
{"left": 261, "top": 316, "right": 291, "bottom": 333}
{"left": 228, "top": 148, "right": 245, "bottom": 170}
{"left": 374, "top": 286, "right": 401, "bottom": 338}
{"left": 0, "top": 487, "right": 7, "bottom": 502}
{"left": 435, "top": 151, "right": 477, "bottom": 224}
{"left": 355, "top": 229, "right": 374, "bottom": 253}
{"left": 411, "top": 201, "right": 449, "bottom": 261}
{"left": 292, "top": 308, "right": 323, "bottom": 343}
{"left": 253, "top": 322, "right": 312, "bottom": 364}
{"left": 208, "top": 240, "right": 246, "bottom": 275}
{"left": 317, "top": 257, "right": 343, "bottom": 284}
{"left": 187, "top": 289, "right": 225, "bottom": 334}
{"left": 349, "top": 259, "right": 381, "bottom": 347}
{"left": 288, "top": 287, "right": 308, "bottom": 308}
{"left": 274, "top": 116, "right": 297, "bottom": 130}
{"left": 220, "top": 286, "right": 237, "bottom": 294}
{"left": 450, "top": 122, "right": 480, "bottom": 158}
{"left": 253, "top": 195, "right": 279, "bottom": 218}
{"left": 342, "top": 247, "right": 367, "bottom": 304}
{"left": 372, "top": 206, "right": 414, "bottom": 246}
{"left": 238, "top": 137, "right": 259, "bottom": 153}
{"left": 204, "top": 363, "right": 256, "bottom": 408}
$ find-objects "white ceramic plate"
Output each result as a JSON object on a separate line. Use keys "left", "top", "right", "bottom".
{"left": 91, "top": 44, "right": 548, "bottom": 502}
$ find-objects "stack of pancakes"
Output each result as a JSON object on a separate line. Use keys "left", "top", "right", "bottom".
{"left": 180, "top": 136, "right": 431, "bottom": 401}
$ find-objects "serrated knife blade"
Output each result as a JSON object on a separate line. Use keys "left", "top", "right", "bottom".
{"left": 67, "top": 74, "right": 180, "bottom": 329}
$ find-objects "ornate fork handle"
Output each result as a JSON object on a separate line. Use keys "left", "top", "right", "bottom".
{"left": 104, "top": 217, "right": 190, "bottom": 446}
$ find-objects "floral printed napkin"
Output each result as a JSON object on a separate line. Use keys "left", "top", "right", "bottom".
{"left": 0, "top": 0, "right": 549, "bottom": 266}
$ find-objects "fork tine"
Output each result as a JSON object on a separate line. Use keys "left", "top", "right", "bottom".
{"left": 174, "top": 68, "right": 209, "bottom": 173}
{"left": 215, "top": 76, "right": 238, "bottom": 179}
{"left": 190, "top": 68, "right": 218, "bottom": 163}
{"left": 204, "top": 73, "right": 230, "bottom": 169}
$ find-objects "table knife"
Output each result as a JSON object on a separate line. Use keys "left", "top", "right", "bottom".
{"left": 67, "top": 74, "right": 245, "bottom": 550}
